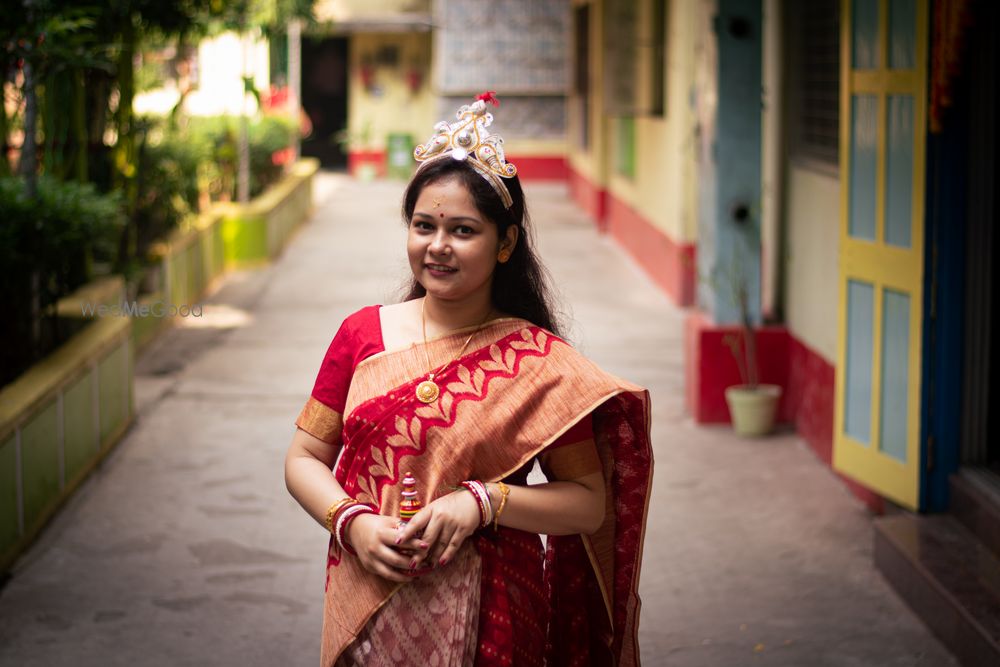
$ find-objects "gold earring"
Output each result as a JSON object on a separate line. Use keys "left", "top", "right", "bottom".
{"left": 498, "top": 249, "right": 511, "bottom": 263}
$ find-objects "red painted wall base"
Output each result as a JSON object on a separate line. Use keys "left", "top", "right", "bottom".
{"left": 569, "top": 166, "right": 607, "bottom": 226}
{"left": 606, "top": 193, "right": 696, "bottom": 307}
{"left": 567, "top": 164, "right": 696, "bottom": 306}
{"left": 505, "top": 156, "right": 568, "bottom": 180}
{"left": 684, "top": 311, "right": 884, "bottom": 514}
{"left": 348, "top": 150, "right": 387, "bottom": 178}
{"left": 349, "top": 152, "right": 567, "bottom": 181}
{"left": 683, "top": 311, "right": 793, "bottom": 423}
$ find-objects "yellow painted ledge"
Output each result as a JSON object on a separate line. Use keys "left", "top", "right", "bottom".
{"left": 53, "top": 275, "right": 125, "bottom": 318}
{"left": 0, "top": 316, "right": 131, "bottom": 442}
{"left": 245, "top": 158, "right": 319, "bottom": 217}
{"left": 148, "top": 204, "right": 228, "bottom": 260}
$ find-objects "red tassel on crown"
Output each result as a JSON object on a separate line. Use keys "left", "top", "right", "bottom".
{"left": 476, "top": 90, "right": 500, "bottom": 107}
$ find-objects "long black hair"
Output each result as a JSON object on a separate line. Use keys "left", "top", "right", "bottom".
{"left": 401, "top": 158, "right": 563, "bottom": 337}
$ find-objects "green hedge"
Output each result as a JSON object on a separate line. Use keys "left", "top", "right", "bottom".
{"left": 131, "top": 114, "right": 297, "bottom": 268}
{"left": 0, "top": 177, "right": 126, "bottom": 386}
{"left": 1, "top": 115, "right": 297, "bottom": 387}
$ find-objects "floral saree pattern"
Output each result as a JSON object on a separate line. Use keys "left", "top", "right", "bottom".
{"left": 296, "top": 318, "right": 653, "bottom": 666}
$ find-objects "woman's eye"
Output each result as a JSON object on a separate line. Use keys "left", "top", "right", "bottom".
{"left": 413, "top": 220, "right": 433, "bottom": 230}
{"left": 455, "top": 225, "right": 474, "bottom": 235}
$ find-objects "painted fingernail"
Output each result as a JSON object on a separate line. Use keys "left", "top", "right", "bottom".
{"left": 394, "top": 536, "right": 402, "bottom": 545}
{"left": 409, "top": 559, "right": 417, "bottom": 569}
{"left": 419, "top": 542, "right": 429, "bottom": 549}
{"left": 438, "top": 557, "right": 448, "bottom": 566}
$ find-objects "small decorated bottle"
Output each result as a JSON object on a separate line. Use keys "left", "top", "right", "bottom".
{"left": 399, "top": 472, "right": 423, "bottom": 526}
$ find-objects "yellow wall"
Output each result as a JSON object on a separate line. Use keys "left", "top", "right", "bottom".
{"left": 348, "top": 32, "right": 435, "bottom": 151}
{"left": 618, "top": 0, "right": 700, "bottom": 243}
{"left": 784, "top": 165, "right": 840, "bottom": 361}
{"left": 572, "top": 0, "right": 700, "bottom": 244}
{"left": 568, "top": 0, "right": 609, "bottom": 186}
{"left": 502, "top": 135, "right": 567, "bottom": 158}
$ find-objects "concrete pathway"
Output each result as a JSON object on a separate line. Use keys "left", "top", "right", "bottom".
{"left": 0, "top": 174, "right": 957, "bottom": 666}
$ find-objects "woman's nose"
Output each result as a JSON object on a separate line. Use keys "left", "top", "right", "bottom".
{"left": 429, "top": 230, "right": 450, "bottom": 254}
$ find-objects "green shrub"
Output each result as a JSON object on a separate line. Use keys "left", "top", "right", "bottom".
{"left": 127, "top": 114, "right": 297, "bottom": 273}
{"left": 247, "top": 115, "right": 297, "bottom": 197}
{"left": 0, "top": 176, "right": 126, "bottom": 385}
{"left": 132, "top": 117, "right": 213, "bottom": 257}
{"left": 181, "top": 114, "right": 296, "bottom": 200}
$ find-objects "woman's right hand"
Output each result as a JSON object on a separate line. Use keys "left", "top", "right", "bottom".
{"left": 346, "top": 513, "right": 429, "bottom": 583}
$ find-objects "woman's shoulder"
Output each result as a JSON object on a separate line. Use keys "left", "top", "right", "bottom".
{"left": 334, "top": 304, "right": 382, "bottom": 347}
{"left": 340, "top": 304, "right": 382, "bottom": 331}
{"left": 331, "top": 305, "right": 384, "bottom": 360}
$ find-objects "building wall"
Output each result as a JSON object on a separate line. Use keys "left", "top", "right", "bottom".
{"left": 569, "top": 0, "right": 699, "bottom": 305}
{"left": 567, "top": 0, "right": 609, "bottom": 219}
{"left": 347, "top": 32, "right": 435, "bottom": 174}
{"left": 137, "top": 31, "right": 270, "bottom": 117}
{"left": 607, "top": 0, "right": 700, "bottom": 242}
{"left": 783, "top": 165, "right": 839, "bottom": 362}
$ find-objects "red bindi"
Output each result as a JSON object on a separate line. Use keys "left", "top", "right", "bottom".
{"left": 439, "top": 213, "right": 444, "bottom": 218}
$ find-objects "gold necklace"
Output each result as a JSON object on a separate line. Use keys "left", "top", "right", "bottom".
{"left": 415, "top": 298, "right": 492, "bottom": 404}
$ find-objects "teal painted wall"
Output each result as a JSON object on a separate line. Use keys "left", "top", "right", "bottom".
{"left": 699, "top": 0, "right": 763, "bottom": 325}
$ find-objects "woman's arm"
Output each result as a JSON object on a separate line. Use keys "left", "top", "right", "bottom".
{"left": 284, "top": 426, "right": 424, "bottom": 582}
{"left": 488, "top": 470, "right": 606, "bottom": 536}
{"left": 284, "top": 426, "right": 349, "bottom": 529}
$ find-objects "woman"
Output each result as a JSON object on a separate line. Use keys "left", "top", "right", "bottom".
{"left": 285, "top": 94, "right": 652, "bottom": 666}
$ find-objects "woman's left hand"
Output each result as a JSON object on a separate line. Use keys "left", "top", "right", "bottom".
{"left": 396, "top": 489, "right": 481, "bottom": 569}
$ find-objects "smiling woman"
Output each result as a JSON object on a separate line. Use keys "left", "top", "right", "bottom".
{"left": 284, "top": 95, "right": 653, "bottom": 667}
{"left": 405, "top": 177, "right": 516, "bottom": 306}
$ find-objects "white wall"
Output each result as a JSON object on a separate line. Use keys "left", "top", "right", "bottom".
{"left": 784, "top": 165, "right": 840, "bottom": 361}
{"left": 186, "top": 32, "right": 270, "bottom": 116}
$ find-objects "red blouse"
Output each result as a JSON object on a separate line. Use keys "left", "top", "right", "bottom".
{"left": 310, "top": 305, "right": 385, "bottom": 415}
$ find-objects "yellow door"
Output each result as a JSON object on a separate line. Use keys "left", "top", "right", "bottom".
{"left": 833, "top": 0, "right": 928, "bottom": 510}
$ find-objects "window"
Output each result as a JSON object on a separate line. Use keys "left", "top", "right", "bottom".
{"left": 573, "top": 4, "right": 590, "bottom": 149}
{"left": 603, "top": 0, "right": 666, "bottom": 117}
{"left": 649, "top": 0, "right": 666, "bottom": 116}
{"left": 615, "top": 116, "right": 636, "bottom": 178}
{"left": 785, "top": 0, "right": 840, "bottom": 168}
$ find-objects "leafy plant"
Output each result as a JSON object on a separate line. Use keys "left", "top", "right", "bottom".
{"left": 706, "top": 206, "right": 762, "bottom": 389}
{"left": 0, "top": 175, "right": 125, "bottom": 384}
{"left": 721, "top": 282, "right": 759, "bottom": 389}
{"left": 119, "top": 113, "right": 296, "bottom": 278}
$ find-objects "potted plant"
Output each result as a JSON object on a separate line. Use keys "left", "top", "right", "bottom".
{"left": 720, "top": 265, "right": 782, "bottom": 437}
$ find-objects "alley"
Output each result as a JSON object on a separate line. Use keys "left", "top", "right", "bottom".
{"left": 0, "top": 174, "right": 957, "bottom": 666}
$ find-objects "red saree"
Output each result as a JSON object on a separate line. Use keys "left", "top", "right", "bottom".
{"left": 296, "top": 317, "right": 653, "bottom": 666}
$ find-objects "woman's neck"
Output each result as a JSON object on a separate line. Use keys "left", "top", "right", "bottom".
{"left": 422, "top": 292, "right": 494, "bottom": 334}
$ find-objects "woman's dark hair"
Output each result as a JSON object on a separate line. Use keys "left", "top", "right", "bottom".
{"left": 401, "top": 158, "right": 563, "bottom": 337}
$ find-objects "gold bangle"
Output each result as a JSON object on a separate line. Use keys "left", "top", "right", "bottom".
{"left": 492, "top": 481, "right": 510, "bottom": 531}
{"left": 325, "top": 498, "right": 357, "bottom": 533}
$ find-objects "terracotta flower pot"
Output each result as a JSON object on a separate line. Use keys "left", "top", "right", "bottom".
{"left": 724, "top": 384, "right": 782, "bottom": 437}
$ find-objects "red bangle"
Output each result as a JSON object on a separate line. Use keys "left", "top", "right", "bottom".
{"left": 460, "top": 480, "right": 492, "bottom": 529}
{"left": 335, "top": 503, "right": 376, "bottom": 555}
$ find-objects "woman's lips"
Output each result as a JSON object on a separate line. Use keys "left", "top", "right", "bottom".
{"left": 425, "top": 263, "right": 457, "bottom": 277}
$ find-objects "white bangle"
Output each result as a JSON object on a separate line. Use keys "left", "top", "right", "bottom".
{"left": 335, "top": 503, "right": 374, "bottom": 555}
{"left": 461, "top": 480, "right": 493, "bottom": 529}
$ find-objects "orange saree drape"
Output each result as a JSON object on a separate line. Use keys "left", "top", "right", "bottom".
{"left": 296, "top": 319, "right": 653, "bottom": 666}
